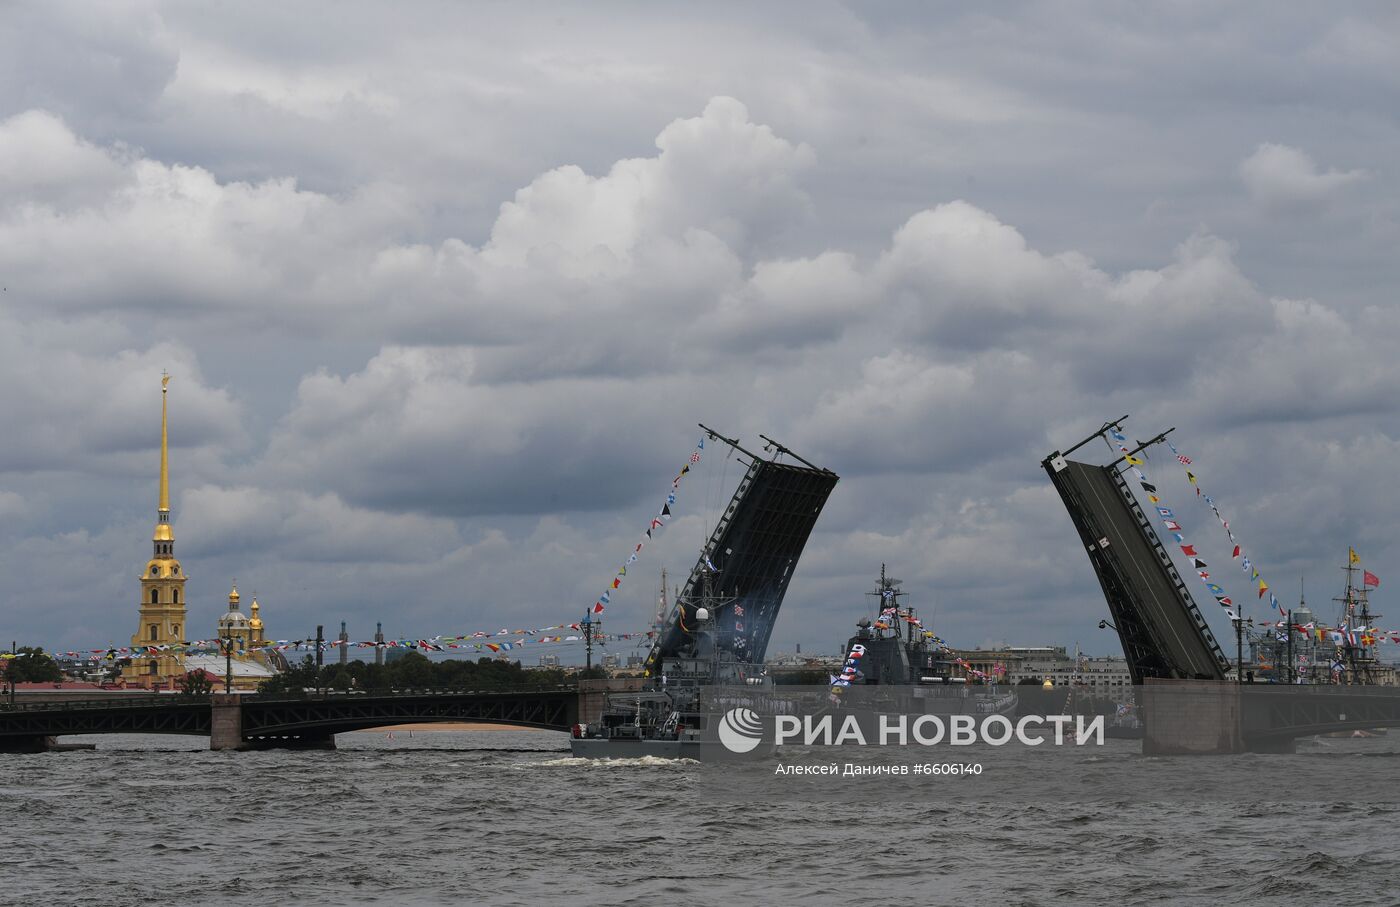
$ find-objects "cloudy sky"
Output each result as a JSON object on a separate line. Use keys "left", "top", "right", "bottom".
{"left": 2, "top": 2, "right": 1397, "bottom": 661}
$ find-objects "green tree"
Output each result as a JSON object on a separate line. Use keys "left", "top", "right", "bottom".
{"left": 362, "top": 662, "right": 390, "bottom": 691}
{"left": 7, "top": 647, "right": 63, "bottom": 683}
{"left": 389, "top": 651, "right": 435, "bottom": 688}
{"left": 257, "top": 655, "right": 319, "bottom": 694}
{"left": 176, "top": 670, "right": 214, "bottom": 698}
{"left": 252, "top": 653, "right": 584, "bottom": 696}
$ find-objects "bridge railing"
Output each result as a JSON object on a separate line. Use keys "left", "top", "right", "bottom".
{"left": 0, "top": 685, "right": 581, "bottom": 714}
{"left": 0, "top": 695, "right": 182, "bottom": 713}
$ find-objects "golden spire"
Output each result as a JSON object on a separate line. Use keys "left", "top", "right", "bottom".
{"left": 159, "top": 372, "right": 170, "bottom": 512}
{"left": 229, "top": 580, "right": 240, "bottom": 606}
{"left": 154, "top": 372, "right": 174, "bottom": 543}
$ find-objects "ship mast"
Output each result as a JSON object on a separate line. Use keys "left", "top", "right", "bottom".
{"left": 865, "top": 564, "right": 908, "bottom": 642}
{"left": 656, "top": 568, "right": 669, "bottom": 638}
{"left": 1356, "top": 560, "right": 1380, "bottom": 683}
{"left": 1333, "top": 550, "right": 1376, "bottom": 684}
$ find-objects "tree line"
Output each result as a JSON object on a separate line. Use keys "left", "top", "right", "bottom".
{"left": 1, "top": 647, "right": 64, "bottom": 683}
{"left": 257, "top": 652, "right": 606, "bottom": 694}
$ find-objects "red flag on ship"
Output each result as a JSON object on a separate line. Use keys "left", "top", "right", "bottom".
{"left": 1364, "top": 570, "right": 1381, "bottom": 588}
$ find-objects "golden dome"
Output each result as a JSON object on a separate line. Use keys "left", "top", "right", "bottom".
{"left": 228, "top": 583, "right": 241, "bottom": 604}
{"left": 249, "top": 598, "right": 263, "bottom": 629}
{"left": 153, "top": 523, "right": 174, "bottom": 542}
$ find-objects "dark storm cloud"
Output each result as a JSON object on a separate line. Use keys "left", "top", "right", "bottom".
{"left": 1, "top": 2, "right": 1397, "bottom": 658}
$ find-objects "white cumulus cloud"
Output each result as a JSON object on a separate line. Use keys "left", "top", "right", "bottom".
{"left": 1239, "top": 142, "right": 1367, "bottom": 207}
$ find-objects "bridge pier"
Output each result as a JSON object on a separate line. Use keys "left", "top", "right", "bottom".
{"left": 1142, "top": 680, "right": 1245, "bottom": 755}
{"left": 210, "top": 693, "right": 248, "bottom": 751}
{"left": 578, "top": 678, "right": 644, "bottom": 726}
{"left": 0, "top": 734, "right": 58, "bottom": 753}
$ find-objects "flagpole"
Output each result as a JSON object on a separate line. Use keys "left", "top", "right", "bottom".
{"left": 1056, "top": 415, "right": 1131, "bottom": 460}
{"left": 1286, "top": 608, "right": 1293, "bottom": 685}
{"left": 697, "top": 423, "right": 761, "bottom": 462}
{"left": 1119, "top": 428, "right": 1177, "bottom": 467}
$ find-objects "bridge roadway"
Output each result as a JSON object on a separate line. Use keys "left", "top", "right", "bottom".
{"left": 11, "top": 681, "right": 1400, "bottom": 755}
{"left": 0, "top": 687, "right": 580, "bottom": 752}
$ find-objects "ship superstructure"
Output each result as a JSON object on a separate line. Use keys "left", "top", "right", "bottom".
{"left": 834, "top": 566, "right": 1017, "bottom": 717}
{"left": 841, "top": 565, "right": 955, "bottom": 685}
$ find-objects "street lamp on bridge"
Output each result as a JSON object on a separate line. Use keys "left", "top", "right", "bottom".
{"left": 5, "top": 640, "right": 14, "bottom": 707}
{"left": 582, "top": 610, "right": 594, "bottom": 673}
{"left": 219, "top": 634, "right": 235, "bottom": 694}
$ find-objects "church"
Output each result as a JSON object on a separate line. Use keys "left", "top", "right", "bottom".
{"left": 181, "top": 582, "right": 281, "bottom": 691}
{"left": 121, "top": 375, "right": 280, "bottom": 690}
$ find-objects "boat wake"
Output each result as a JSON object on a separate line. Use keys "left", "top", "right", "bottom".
{"left": 526, "top": 755, "right": 701, "bottom": 768}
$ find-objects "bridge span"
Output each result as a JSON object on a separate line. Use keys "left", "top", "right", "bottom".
{"left": 1044, "top": 418, "right": 1400, "bottom": 754}
{"left": 0, "top": 688, "right": 581, "bottom": 753}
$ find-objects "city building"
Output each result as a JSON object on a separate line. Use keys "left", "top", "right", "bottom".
{"left": 179, "top": 583, "right": 281, "bottom": 691}
{"left": 953, "top": 645, "right": 1133, "bottom": 697}
{"left": 217, "top": 583, "right": 253, "bottom": 648}
{"left": 1072, "top": 654, "right": 1134, "bottom": 697}
{"left": 120, "top": 376, "right": 279, "bottom": 690}
{"left": 122, "top": 374, "right": 187, "bottom": 687}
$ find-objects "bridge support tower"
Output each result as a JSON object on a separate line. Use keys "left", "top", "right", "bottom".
{"left": 1141, "top": 680, "right": 1297, "bottom": 754}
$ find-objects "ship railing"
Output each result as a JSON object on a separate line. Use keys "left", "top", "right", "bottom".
{"left": 974, "top": 693, "right": 1018, "bottom": 714}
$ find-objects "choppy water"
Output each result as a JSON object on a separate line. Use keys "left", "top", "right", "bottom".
{"left": 6, "top": 730, "right": 1400, "bottom": 906}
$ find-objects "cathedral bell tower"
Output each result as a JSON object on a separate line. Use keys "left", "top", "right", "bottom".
{"left": 124, "top": 374, "right": 189, "bottom": 686}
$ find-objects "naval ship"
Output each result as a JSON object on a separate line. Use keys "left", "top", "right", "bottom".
{"left": 570, "top": 576, "right": 775, "bottom": 758}
{"left": 570, "top": 425, "right": 839, "bottom": 758}
{"left": 829, "top": 566, "right": 1018, "bottom": 719}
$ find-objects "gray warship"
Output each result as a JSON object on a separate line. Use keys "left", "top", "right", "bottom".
{"left": 570, "top": 425, "right": 839, "bottom": 758}
{"left": 570, "top": 577, "right": 774, "bottom": 758}
{"left": 831, "top": 566, "right": 1017, "bottom": 717}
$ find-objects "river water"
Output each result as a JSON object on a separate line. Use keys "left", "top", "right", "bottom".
{"left": 6, "top": 729, "right": 1400, "bottom": 905}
